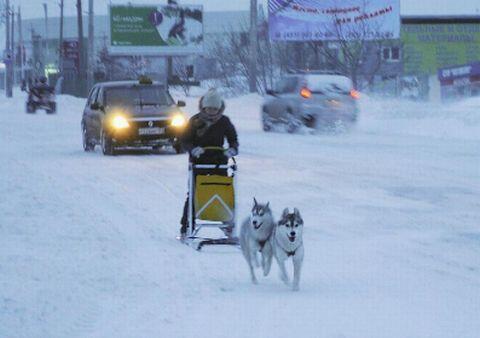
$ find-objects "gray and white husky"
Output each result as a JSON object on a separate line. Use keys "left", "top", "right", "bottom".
{"left": 240, "top": 198, "right": 275, "bottom": 284}
{"left": 272, "top": 207, "right": 304, "bottom": 291}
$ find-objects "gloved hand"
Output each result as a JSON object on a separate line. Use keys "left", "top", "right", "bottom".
{"left": 225, "top": 147, "right": 238, "bottom": 158}
{"left": 191, "top": 146, "right": 205, "bottom": 158}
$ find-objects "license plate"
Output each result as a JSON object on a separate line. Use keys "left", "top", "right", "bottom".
{"left": 328, "top": 99, "right": 342, "bottom": 107}
{"left": 138, "top": 127, "right": 165, "bottom": 135}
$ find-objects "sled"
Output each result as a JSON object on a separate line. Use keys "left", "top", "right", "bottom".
{"left": 182, "top": 147, "right": 239, "bottom": 251}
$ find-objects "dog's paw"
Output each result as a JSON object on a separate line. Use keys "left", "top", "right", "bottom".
{"left": 251, "top": 277, "right": 258, "bottom": 285}
{"left": 292, "top": 284, "right": 300, "bottom": 291}
{"left": 279, "top": 274, "right": 290, "bottom": 285}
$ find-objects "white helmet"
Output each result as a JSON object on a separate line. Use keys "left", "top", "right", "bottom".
{"left": 200, "top": 88, "right": 223, "bottom": 110}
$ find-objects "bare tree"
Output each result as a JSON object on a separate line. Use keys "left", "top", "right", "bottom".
{"left": 207, "top": 19, "right": 287, "bottom": 94}
{"left": 312, "top": 0, "right": 391, "bottom": 89}
{"left": 172, "top": 57, "right": 194, "bottom": 96}
{"left": 97, "top": 48, "right": 147, "bottom": 81}
{"left": 0, "top": 1, "right": 5, "bottom": 25}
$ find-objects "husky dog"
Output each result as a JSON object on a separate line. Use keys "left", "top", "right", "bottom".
{"left": 272, "top": 208, "right": 304, "bottom": 291}
{"left": 239, "top": 198, "right": 275, "bottom": 284}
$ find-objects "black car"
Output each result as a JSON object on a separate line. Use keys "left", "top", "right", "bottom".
{"left": 81, "top": 79, "right": 187, "bottom": 155}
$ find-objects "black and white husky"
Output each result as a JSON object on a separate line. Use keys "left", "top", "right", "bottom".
{"left": 272, "top": 208, "right": 304, "bottom": 291}
{"left": 239, "top": 198, "right": 275, "bottom": 284}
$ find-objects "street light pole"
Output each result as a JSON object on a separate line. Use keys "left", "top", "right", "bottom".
{"left": 76, "top": 0, "right": 85, "bottom": 94}
{"left": 18, "top": 6, "right": 24, "bottom": 82}
{"left": 249, "top": 0, "right": 258, "bottom": 93}
{"left": 59, "top": 0, "right": 64, "bottom": 74}
{"left": 43, "top": 3, "right": 49, "bottom": 63}
{"left": 87, "top": 0, "right": 94, "bottom": 90}
{"left": 5, "top": 0, "right": 13, "bottom": 97}
{"left": 10, "top": 6, "right": 14, "bottom": 85}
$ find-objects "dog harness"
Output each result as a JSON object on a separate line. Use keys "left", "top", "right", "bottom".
{"left": 286, "top": 249, "right": 296, "bottom": 257}
{"left": 275, "top": 236, "right": 298, "bottom": 257}
{"left": 258, "top": 239, "right": 268, "bottom": 252}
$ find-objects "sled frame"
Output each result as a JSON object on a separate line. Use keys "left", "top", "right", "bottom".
{"left": 185, "top": 163, "right": 239, "bottom": 251}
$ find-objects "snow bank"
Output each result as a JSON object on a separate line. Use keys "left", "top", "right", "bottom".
{"left": 358, "top": 95, "right": 480, "bottom": 141}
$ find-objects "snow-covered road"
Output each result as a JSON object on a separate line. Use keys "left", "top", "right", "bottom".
{"left": 1, "top": 91, "right": 479, "bottom": 338}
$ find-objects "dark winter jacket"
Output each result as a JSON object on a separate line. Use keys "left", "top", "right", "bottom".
{"left": 181, "top": 113, "right": 239, "bottom": 163}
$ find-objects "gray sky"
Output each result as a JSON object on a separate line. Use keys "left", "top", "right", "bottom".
{"left": 12, "top": 0, "right": 480, "bottom": 20}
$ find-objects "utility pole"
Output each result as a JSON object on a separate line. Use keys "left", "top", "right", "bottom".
{"left": 249, "top": 0, "right": 258, "bottom": 93}
{"left": 18, "top": 6, "right": 24, "bottom": 82}
{"left": 76, "top": 0, "right": 84, "bottom": 93}
{"left": 59, "top": 0, "right": 64, "bottom": 74}
{"left": 87, "top": 0, "right": 94, "bottom": 90}
{"left": 31, "top": 26, "right": 43, "bottom": 78}
{"left": 5, "top": 0, "right": 12, "bottom": 97}
{"left": 11, "top": 6, "right": 14, "bottom": 85}
{"left": 43, "top": 3, "right": 49, "bottom": 63}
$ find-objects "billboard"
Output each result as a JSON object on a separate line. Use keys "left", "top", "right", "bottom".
{"left": 438, "top": 62, "right": 480, "bottom": 83}
{"left": 268, "top": 0, "right": 400, "bottom": 41}
{"left": 109, "top": 4, "right": 203, "bottom": 55}
{"left": 402, "top": 23, "right": 480, "bottom": 75}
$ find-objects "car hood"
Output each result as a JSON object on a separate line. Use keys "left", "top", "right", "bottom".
{"left": 106, "top": 105, "right": 180, "bottom": 118}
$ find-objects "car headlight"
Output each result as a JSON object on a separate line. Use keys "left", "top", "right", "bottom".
{"left": 171, "top": 114, "right": 186, "bottom": 127}
{"left": 111, "top": 115, "right": 129, "bottom": 129}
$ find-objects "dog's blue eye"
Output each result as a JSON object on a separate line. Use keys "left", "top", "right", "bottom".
{"left": 295, "top": 224, "right": 298, "bottom": 227}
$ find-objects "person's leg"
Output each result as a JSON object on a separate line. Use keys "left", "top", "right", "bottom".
{"left": 180, "top": 195, "right": 189, "bottom": 235}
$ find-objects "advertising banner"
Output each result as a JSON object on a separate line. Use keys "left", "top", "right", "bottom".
{"left": 402, "top": 23, "right": 480, "bottom": 75}
{"left": 268, "top": 0, "right": 400, "bottom": 41}
{"left": 438, "top": 62, "right": 480, "bottom": 82}
{"left": 109, "top": 4, "right": 203, "bottom": 55}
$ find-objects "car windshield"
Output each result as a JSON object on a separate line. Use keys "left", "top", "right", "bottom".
{"left": 105, "top": 86, "right": 174, "bottom": 107}
{"left": 306, "top": 75, "right": 353, "bottom": 94}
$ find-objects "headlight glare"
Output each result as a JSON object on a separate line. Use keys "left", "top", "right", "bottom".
{"left": 111, "top": 115, "right": 129, "bottom": 129}
{"left": 171, "top": 114, "right": 186, "bottom": 127}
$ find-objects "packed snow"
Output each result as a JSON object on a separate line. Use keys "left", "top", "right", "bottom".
{"left": 1, "top": 89, "right": 479, "bottom": 338}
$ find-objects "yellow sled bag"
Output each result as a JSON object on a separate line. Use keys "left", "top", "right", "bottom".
{"left": 194, "top": 175, "right": 234, "bottom": 222}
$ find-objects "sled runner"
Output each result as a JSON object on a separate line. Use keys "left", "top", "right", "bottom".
{"left": 181, "top": 147, "right": 239, "bottom": 251}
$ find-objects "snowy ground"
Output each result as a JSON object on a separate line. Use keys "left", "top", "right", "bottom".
{"left": 1, "top": 90, "right": 479, "bottom": 338}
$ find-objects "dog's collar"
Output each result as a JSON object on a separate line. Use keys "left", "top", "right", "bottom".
{"left": 275, "top": 235, "right": 300, "bottom": 257}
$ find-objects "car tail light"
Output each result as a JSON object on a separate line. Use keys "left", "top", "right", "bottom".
{"left": 350, "top": 90, "right": 360, "bottom": 99}
{"left": 300, "top": 87, "right": 312, "bottom": 99}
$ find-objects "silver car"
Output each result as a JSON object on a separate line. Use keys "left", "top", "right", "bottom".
{"left": 262, "top": 73, "right": 360, "bottom": 132}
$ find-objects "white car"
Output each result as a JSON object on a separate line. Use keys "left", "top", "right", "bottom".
{"left": 262, "top": 73, "right": 360, "bottom": 132}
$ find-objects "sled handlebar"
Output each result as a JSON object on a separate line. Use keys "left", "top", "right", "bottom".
{"left": 200, "top": 146, "right": 236, "bottom": 165}
{"left": 202, "top": 146, "right": 227, "bottom": 152}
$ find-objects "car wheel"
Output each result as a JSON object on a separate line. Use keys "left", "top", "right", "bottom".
{"left": 26, "top": 102, "right": 35, "bottom": 114}
{"left": 262, "top": 122, "right": 272, "bottom": 132}
{"left": 82, "top": 124, "right": 95, "bottom": 152}
{"left": 101, "top": 129, "right": 115, "bottom": 156}
{"left": 173, "top": 140, "right": 184, "bottom": 154}
{"left": 286, "top": 109, "right": 298, "bottom": 133}
{"left": 46, "top": 102, "right": 57, "bottom": 114}
{"left": 349, "top": 112, "right": 358, "bottom": 124}
{"left": 304, "top": 115, "right": 316, "bottom": 128}
{"left": 262, "top": 111, "right": 272, "bottom": 132}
